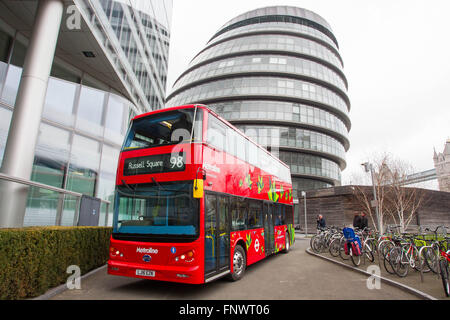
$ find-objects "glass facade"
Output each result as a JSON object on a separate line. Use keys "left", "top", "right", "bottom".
{"left": 207, "top": 101, "right": 349, "bottom": 141}
{"left": 169, "top": 76, "right": 349, "bottom": 116}
{"left": 189, "top": 34, "right": 343, "bottom": 73}
{"left": 173, "top": 54, "right": 347, "bottom": 94}
{"left": 0, "top": 0, "right": 172, "bottom": 226}
{"left": 166, "top": 6, "right": 351, "bottom": 201}
{"left": 209, "top": 21, "right": 339, "bottom": 52}
{"left": 237, "top": 125, "right": 346, "bottom": 162}
{"left": 0, "top": 57, "right": 133, "bottom": 226}
{"left": 77, "top": 0, "right": 172, "bottom": 112}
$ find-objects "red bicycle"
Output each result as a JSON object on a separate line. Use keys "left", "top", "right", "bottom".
{"left": 424, "top": 226, "right": 450, "bottom": 297}
{"left": 436, "top": 243, "right": 450, "bottom": 297}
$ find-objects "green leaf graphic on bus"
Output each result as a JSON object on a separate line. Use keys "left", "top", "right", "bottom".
{"left": 268, "top": 179, "right": 279, "bottom": 203}
{"left": 279, "top": 184, "right": 284, "bottom": 200}
{"left": 245, "top": 174, "right": 253, "bottom": 190}
{"left": 288, "top": 224, "right": 295, "bottom": 245}
{"left": 245, "top": 233, "right": 252, "bottom": 250}
{"left": 239, "top": 179, "right": 243, "bottom": 187}
{"left": 288, "top": 189, "right": 292, "bottom": 201}
{"left": 257, "top": 176, "right": 264, "bottom": 194}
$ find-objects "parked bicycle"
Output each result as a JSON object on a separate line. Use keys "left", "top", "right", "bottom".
{"left": 340, "top": 227, "right": 374, "bottom": 267}
{"left": 420, "top": 226, "right": 450, "bottom": 297}
{"left": 310, "top": 226, "right": 341, "bottom": 254}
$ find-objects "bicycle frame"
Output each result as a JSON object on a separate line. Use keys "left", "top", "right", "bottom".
{"left": 400, "top": 242, "right": 418, "bottom": 268}
{"left": 439, "top": 248, "right": 450, "bottom": 262}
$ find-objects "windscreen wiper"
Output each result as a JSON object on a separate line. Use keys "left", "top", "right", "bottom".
{"left": 152, "top": 177, "right": 173, "bottom": 197}
{"left": 122, "top": 179, "right": 136, "bottom": 192}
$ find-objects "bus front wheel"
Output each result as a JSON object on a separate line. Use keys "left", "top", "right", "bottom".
{"left": 228, "top": 245, "right": 246, "bottom": 281}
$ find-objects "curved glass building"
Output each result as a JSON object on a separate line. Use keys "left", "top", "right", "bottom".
{"left": 166, "top": 6, "right": 351, "bottom": 209}
{"left": 0, "top": 0, "right": 172, "bottom": 227}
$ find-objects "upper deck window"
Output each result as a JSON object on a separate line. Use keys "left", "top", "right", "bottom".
{"left": 123, "top": 108, "right": 202, "bottom": 151}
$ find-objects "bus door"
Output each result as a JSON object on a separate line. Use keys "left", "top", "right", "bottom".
{"left": 263, "top": 202, "right": 274, "bottom": 256}
{"left": 204, "top": 194, "right": 230, "bottom": 280}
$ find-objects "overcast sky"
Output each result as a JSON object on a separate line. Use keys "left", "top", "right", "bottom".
{"left": 166, "top": 0, "right": 450, "bottom": 186}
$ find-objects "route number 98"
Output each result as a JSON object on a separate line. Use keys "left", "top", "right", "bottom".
{"left": 170, "top": 156, "right": 184, "bottom": 169}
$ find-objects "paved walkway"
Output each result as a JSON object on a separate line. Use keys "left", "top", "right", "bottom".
{"left": 49, "top": 235, "right": 420, "bottom": 300}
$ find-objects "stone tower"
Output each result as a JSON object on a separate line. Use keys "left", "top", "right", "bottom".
{"left": 434, "top": 140, "right": 450, "bottom": 192}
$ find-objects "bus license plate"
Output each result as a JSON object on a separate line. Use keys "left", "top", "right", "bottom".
{"left": 136, "top": 269, "right": 155, "bottom": 277}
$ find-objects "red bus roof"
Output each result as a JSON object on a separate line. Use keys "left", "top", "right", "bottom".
{"left": 132, "top": 104, "right": 207, "bottom": 121}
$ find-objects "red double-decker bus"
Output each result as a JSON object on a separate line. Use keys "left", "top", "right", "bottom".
{"left": 108, "top": 104, "right": 294, "bottom": 284}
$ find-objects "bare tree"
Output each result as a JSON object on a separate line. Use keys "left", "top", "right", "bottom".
{"left": 382, "top": 158, "right": 428, "bottom": 233}
{"left": 350, "top": 153, "right": 428, "bottom": 233}
{"left": 352, "top": 154, "right": 392, "bottom": 233}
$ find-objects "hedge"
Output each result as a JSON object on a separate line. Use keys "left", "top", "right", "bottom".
{"left": 0, "top": 226, "right": 112, "bottom": 300}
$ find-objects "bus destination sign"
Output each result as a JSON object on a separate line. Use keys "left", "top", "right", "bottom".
{"left": 123, "top": 152, "right": 186, "bottom": 176}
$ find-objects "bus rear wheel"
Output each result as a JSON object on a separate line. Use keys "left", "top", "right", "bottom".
{"left": 228, "top": 245, "right": 246, "bottom": 281}
{"left": 282, "top": 232, "right": 290, "bottom": 253}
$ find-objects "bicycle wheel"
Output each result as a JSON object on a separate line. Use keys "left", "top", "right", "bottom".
{"left": 424, "top": 247, "right": 439, "bottom": 274}
{"left": 411, "top": 246, "right": 424, "bottom": 272}
{"left": 317, "top": 238, "right": 327, "bottom": 253}
{"left": 366, "top": 239, "right": 377, "bottom": 255}
{"left": 310, "top": 235, "right": 320, "bottom": 253}
{"left": 312, "top": 236, "right": 325, "bottom": 253}
{"left": 329, "top": 238, "right": 341, "bottom": 257}
{"left": 321, "top": 234, "right": 330, "bottom": 253}
{"left": 415, "top": 247, "right": 431, "bottom": 273}
{"left": 323, "top": 234, "right": 331, "bottom": 250}
{"left": 379, "top": 240, "right": 394, "bottom": 258}
{"left": 383, "top": 250, "right": 396, "bottom": 275}
{"left": 380, "top": 241, "right": 396, "bottom": 274}
{"left": 351, "top": 249, "right": 361, "bottom": 267}
{"left": 439, "top": 260, "right": 449, "bottom": 298}
{"left": 364, "top": 243, "right": 375, "bottom": 263}
{"left": 390, "top": 247, "right": 409, "bottom": 277}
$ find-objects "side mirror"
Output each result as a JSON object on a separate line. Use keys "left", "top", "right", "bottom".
{"left": 193, "top": 179, "right": 204, "bottom": 198}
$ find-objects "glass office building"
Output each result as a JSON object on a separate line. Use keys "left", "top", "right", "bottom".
{"left": 0, "top": 0, "right": 172, "bottom": 226}
{"left": 166, "top": 6, "right": 351, "bottom": 216}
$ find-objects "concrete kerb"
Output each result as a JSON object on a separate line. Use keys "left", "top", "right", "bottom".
{"left": 31, "top": 264, "right": 108, "bottom": 300}
{"left": 305, "top": 247, "right": 438, "bottom": 300}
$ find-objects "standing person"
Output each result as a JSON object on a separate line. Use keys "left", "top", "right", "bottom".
{"left": 316, "top": 214, "right": 326, "bottom": 230}
{"left": 360, "top": 212, "right": 369, "bottom": 230}
{"left": 353, "top": 212, "right": 361, "bottom": 229}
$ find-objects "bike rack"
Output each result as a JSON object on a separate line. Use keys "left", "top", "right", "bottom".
{"left": 418, "top": 245, "right": 443, "bottom": 283}
{"left": 418, "top": 245, "right": 430, "bottom": 283}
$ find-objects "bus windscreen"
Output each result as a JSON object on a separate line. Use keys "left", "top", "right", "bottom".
{"left": 113, "top": 182, "right": 199, "bottom": 236}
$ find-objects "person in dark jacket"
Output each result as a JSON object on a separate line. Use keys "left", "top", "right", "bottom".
{"left": 316, "top": 214, "right": 326, "bottom": 230}
{"left": 360, "top": 212, "right": 369, "bottom": 230}
{"left": 353, "top": 212, "right": 361, "bottom": 229}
